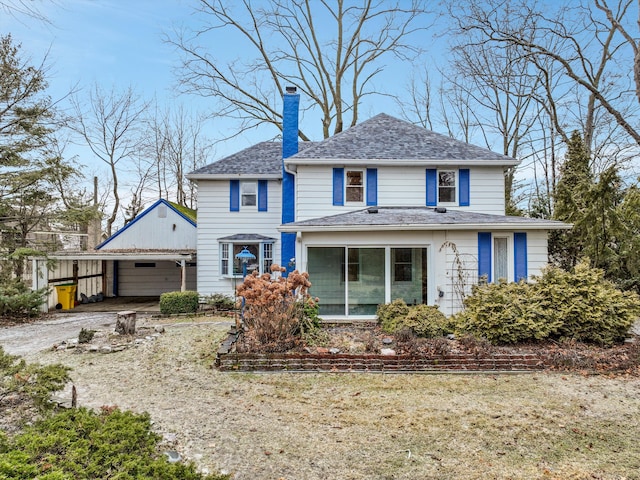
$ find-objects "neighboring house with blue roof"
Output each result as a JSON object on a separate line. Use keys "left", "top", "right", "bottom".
{"left": 187, "top": 90, "right": 570, "bottom": 317}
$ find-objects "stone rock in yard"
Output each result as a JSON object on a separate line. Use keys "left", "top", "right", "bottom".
{"left": 382, "top": 337, "right": 394, "bottom": 345}
{"left": 100, "top": 345, "right": 112, "bottom": 354}
{"left": 329, "top": 347, "right": 341, "bottom": 354}
{"left": 164, "top": 451, "right": 181, "bottom": 463}
{"left": 380, "top": 348, "right": 396, "bottom": 356}
{"left": 154, "top": 325, "right": 165, "bottom": 333}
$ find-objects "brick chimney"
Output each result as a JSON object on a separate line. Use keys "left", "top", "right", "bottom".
{"left": 281, "top": 87, "right": 299, "bottom": 273}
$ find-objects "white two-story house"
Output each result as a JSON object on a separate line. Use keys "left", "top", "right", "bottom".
{"left": 187, "top": 90, "right": 569, "bottom": 318}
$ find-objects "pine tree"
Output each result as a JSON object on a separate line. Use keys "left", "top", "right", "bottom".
{"left": 550, "top": 131, "right": 593, "bottom": 269}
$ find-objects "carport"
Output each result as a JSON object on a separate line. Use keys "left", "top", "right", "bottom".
{"left": 33, "top": 251, "right": 195, "bottom": 312}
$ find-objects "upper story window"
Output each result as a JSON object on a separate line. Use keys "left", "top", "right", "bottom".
{"left": 333, "top": 168, "right": 377, "bottom": 206}
{"left": 346, "top": 170, "right": 364, "bottom": 203}
{"left": 241, "top": 181, "right": 257, "bottom": 207}
{"left": 230, "top": 180, "right": 268, "bottom": 212}
{"left": 426, "top": 168, "right": 470, "bottom": 207}
{"left": 438, "top": 171, "right": 456, "bottom": 203}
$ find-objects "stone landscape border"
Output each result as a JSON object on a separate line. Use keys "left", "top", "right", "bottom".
{"left": 215, "top": 328, "right": 547, "bottom": 373}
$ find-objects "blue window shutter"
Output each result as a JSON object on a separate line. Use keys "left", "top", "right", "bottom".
{"left": 514, "top": 232, "right": 528, "bottom": 282}
{"left": 366, "top": 168, "right": 378, "bottom": 206}
{"left": 426, "top": 169, "right": 437, "bottom": 206}
{"left": 459, "top": 169, "right": 470, "bottom": 206}
{"left": 258, "top": 180, "right": 268, "bottom": 212}
{"left": 333, "top": 168, "right": 344, "bottom": 206}
{"left": 478, "top": 232, "right": 492, "bottom": 282}
{"left": 230, "top": 180, "right": 240, "bottom": 212}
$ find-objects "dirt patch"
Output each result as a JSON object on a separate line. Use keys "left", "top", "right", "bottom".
{"left": 8, "top": 319, "right": 640, "bottom": 479}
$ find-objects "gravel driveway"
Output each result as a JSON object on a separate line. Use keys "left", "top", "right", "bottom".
{"left": 0, "top": 312, "right": 149, "bottom": 357}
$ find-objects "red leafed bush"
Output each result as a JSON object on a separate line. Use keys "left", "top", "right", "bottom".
{"left": 236, "top": 264, "right": 315, "bottom": 351}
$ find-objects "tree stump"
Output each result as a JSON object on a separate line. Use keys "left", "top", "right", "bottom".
{"left": 115, "top": 310, "right": 137, "bottom": 335}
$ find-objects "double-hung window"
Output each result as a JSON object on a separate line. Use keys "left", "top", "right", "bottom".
{"left": 346, "top": 170, "right": 364, "bottom": 203}
{"left": 438, "top": 171, "right": 456, "bottom": 203}
{"left": 241, "top": 181, "right": 257, "bottom": 207}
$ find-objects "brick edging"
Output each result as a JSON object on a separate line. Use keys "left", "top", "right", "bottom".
{"left": 215, "top": 332, "right": 546, "bottom": 373}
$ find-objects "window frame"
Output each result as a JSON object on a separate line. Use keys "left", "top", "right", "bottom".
{"left": 220, "top": 241, "right": 274, "bottom": 278}
{"left": 345, "top": 169, "right": 365, "bottom": 204}
{"left": 493, "top": 236, "right": 509, "bottom": 282}
{"left": 240, "top": 181, "right": 257, "bottom": 208}
{"left": 438, "top": 170, "right": 457, "bottom": 205}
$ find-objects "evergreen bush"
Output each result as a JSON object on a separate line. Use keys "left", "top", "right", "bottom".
{"left": 453, "top": 280, "right": 558, "bottom": 345}
{"left": 205, "top": 293, "right": 235, "bottom": 311}
{"left": 455, "top": 261, "right": 640, "bottom": 346}
{"left": 0, "top": 407, "right": 229, "bottom": 479}
{"left": 537, "top": 262, "right": 640, "bottom": 345}
{"left": 0, "top": 280, "right": 47, "bottom": 318}
{"left": 403, "top": 304, "right": 452, "bottom": 338}
{"left": 376, "top": 299, "right": 410, "bottom": 333}
{"left": 159, "top": 291, "right": 200, "bottom": 315}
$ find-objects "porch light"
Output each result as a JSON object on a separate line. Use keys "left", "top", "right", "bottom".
{"left": 235, "top": 246, "right": 256, "bottom": 278}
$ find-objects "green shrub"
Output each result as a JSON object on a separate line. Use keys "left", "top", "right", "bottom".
{"left": 454, "top": 261, "right": 640, "bottom": 346}
{"left": 0, "top": 280, "right": 47, "bottom": 318}
{"left": 403, "top": 304, "right": 452, "bottom": 338}
{"left": 1, "top": 346, "right": 70, "bottom": 411}
{"left": 453, "top": 280, "right": 558, "bottom": 345}
{"left": 205, "top": 293, "right": 235, "bottom": 311}
{"left": 377, "top": 298, "right": 410, "bottom": 333}
{"left": 378, "top": 300, "right": 451, "bottom": 338}
{"left": 0, "top": 407, "right": 229, "bottom": 479}
{"left": 160, "top": 291, "right": 200, "bottom": 315}
{"left": 536, "top": 262, "right": 640, "bottom": 345}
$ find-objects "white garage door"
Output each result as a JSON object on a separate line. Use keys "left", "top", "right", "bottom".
{"left": 117, "top": 261, "right": 197, "bottom": 296}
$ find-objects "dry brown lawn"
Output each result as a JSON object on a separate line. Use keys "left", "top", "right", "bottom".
{"left": 28, "top": 319, "right": 640, "bottom": 480}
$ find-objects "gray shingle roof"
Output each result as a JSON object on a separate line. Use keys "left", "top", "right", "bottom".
{"left": 189, "top": 141, "right": 316, "bottom": 177}
{"left": 288, "top": 113, "right": 517, "bottom": 164}
{"left": 279, "top": 207, "right": 571, "bottom": 232}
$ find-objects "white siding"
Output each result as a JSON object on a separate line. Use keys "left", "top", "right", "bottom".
{"left": 43, "top": 259, "right": 104, "bottom": 310}
{"left": 295, "top": 228, "right": 549, "bottom": 317}
{"left": 195, "top": 179, "right": 283, "bottom": 297}
{"left": 102, "top": 204, "right": 196, "bottom": 250}
{"left": 295, "top": 165, "right": 506, "bottom": 221}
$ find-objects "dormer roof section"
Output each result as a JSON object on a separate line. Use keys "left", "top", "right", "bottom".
{"left": 285, "top": 113, "right": 519, "bottom": 169}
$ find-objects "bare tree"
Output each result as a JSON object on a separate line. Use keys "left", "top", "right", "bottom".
{"left": 1, "top": 0, "right": 56, "bottom": 23}
{"left": 142, "top": 104, "right": 212, "bottom": 209}
{"left": 168, "top": 0, "right": 430, "bottom": 140}
{"left": 452, "top": 0, "right": 640, "bottom": 151}
{"left": 69, "top": 85, "right": 148, "bottom": 236}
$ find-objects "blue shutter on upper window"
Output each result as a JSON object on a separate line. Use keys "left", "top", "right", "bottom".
{"left": 426, "top": 169, "right": 437, "bottom": 206}
{"left": 366, "top": 168, "right": 378, "bottom": 206}
{"left": 459, "top": 169, "right": 470, "bottom": 206}
{"left": 230, "top": 180, "right": 240, "bottom": 212}
{"left": 514, "top": 232, "right": 528, "bottom": 282}
{"left": 478, "top": 232, "right": 492, "bottom": 282}
{"left": 258, "top": 180, "right": 268, "bottom": 212}
{"left": 333, "top": 168, "right": 344, "bottom": 206}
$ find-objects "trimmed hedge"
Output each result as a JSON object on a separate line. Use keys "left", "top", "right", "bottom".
{"left": 159, "top": 291, "right": 200, "bottom": 315}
